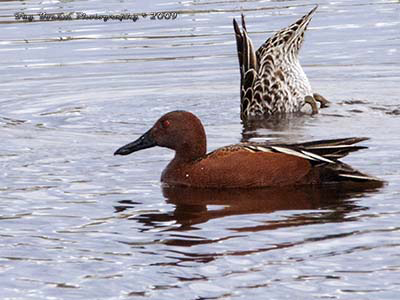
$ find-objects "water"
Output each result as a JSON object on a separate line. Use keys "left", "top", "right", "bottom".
{"left": 1, "top": 0, "right": 399, "bottom": 299}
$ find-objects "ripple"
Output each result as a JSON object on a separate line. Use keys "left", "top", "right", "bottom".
{"left": 1, "top": 0, "right": 399, "bottom": 299}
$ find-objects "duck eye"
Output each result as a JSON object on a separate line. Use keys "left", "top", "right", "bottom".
{"left": 162, "top": 120, "right": 170, "bottom": 128}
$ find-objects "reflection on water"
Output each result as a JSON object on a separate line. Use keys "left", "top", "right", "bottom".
{"left": 241, "top": 113, "right": 311, "bottom": 142}
{"left": 114, "top": 182, "right": 384, "bottom": 269}
{"left": 120, "top": 182, "right": 383, "bottom": 235}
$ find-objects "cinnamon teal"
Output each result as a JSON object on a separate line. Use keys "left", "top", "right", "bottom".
{"left": 233, "top": 6, "right": 330, "bottom": 121}
{"left": 114, "top": 111, "right": 378, "bottom": 188}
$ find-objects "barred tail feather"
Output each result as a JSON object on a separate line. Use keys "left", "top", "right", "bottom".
{"left": 284, "top": 5, "right": 318, "bottom": 52}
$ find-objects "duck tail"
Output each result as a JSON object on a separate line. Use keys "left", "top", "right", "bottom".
{"left": 284, "top": 5, "right": 318, "bottom": 54}
{"left": 233, "top": 14, "right": 261, "bottom": 120}
{"left": 233, "top": 17, "right": 244, "bottom": 71}
{"left": 233, "top": 14, "right": 258, "bottom": 75}
{"left": 256, "top": 5, "right": 318, "bottom": 59}
{"left": 296, "top": 137, "right": 370, "bottom": 159}
{"left": 294, "top": 137, "right": 381, "bottom": 183}
{"left": 328, "top": 162, "right": 382, "bottom": 183}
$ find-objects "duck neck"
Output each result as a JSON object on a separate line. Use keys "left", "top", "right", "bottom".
{"left": 174, "top": 139, "right": 207, "bottom": 163}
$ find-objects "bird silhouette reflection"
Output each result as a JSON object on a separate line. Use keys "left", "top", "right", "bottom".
{"left": 116, "top": 181, "right": 383, "bottom": 235}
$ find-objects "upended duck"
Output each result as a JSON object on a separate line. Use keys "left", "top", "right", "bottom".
{"left": 234, "top": 6, "right": 330, "bottom": 121}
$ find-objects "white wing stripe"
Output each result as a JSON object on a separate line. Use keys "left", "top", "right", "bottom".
{"left": 306, "top": 145, "right": 359, "bottom": 149}
{"left": 300, "top": 150, "right": 335, "bottom": 164}
{"left": 339, "top": 174, "right": 378, "bottom": 181}
{"left": 271, "top": 146, "right": 317, "bottom": 161}
{"left": 245, "top": 145, "right": 272, "bottom": 152}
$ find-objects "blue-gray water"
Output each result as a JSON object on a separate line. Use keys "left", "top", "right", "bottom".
{"left": 1, "top": 0, "right": 399, "bottom": 299}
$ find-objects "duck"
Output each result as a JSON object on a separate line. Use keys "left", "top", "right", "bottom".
{"left": 114, "top": 111, "right": 378, "bottom": 188}
{"left": 233, "top": 6, "right": 330, "bottom": 121}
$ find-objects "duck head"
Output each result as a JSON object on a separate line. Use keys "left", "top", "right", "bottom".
{"left": 114, "top": 111, "right": 207, "bottom": 162}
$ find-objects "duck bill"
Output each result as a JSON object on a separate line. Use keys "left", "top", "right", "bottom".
{"left": 114, "top": 130, "right": 156, "bottom": 156}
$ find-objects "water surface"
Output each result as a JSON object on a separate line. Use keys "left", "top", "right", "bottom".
{"left": 1, "top": 0, "right": 399, "bottom": 299}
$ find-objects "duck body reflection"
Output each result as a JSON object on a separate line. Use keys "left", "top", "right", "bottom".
{"left": 117, "top": 181, "right": 383, "bottom": 237}
{"left": 161, "top": 183, "right": 383, "bottom": 230}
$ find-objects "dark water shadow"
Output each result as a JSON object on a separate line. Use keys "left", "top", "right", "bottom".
{"left": 240, "top": 113, "right": 311, "bottom": 143}
{"left": 163, "top": 182, "right": 382, "bottom": 230}
{"left": 117, "top": 181, "right": 383, "bottom": 234}
{"left": 116, "top": 182, "right": 383, "bottom": 265}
